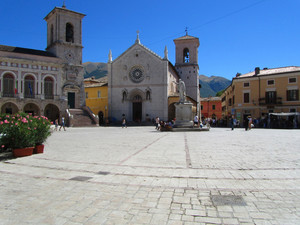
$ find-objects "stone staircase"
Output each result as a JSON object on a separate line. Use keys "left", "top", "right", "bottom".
{"left": 68, "top": 109, "right": 98, "bottom": 127}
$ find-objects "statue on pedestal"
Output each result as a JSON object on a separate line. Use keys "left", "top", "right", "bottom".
{"left": 174, "top": 79, "right": 186, "bottom": 103}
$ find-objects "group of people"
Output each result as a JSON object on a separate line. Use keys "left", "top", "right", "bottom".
{"left": 155, "top": 117, "right": 174, "bottom": 131}
{"left": 54, "top": 117, "right": 66, "bottom": 131}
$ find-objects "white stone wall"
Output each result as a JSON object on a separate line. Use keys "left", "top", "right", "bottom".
{"left": 108, "top": 43, "right": 173, "bottom": 122}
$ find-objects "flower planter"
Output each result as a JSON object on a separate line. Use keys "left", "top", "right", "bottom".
{"left": 13, "top": 147, "right": 34, "bottom": 157}
{"left": 34, "top": 144, "right": 44, "bottom": 154}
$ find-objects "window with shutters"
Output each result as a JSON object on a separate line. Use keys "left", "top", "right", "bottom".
{"left": 265, "top": 91, "right": 277, "bottom": 104}
{"left": 3, "top": 74, "right": 15, "bottom": 97}
{"left": 287, "top": 89, "right": 299, "bottom": 101}
{"left": 44, "top": 77, "right": 54, "bottom": 99}
{"left": 24, "top": 75, "right": 35, "bottom": 98}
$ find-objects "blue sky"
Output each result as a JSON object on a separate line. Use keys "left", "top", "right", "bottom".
{"left": 1, "top": 0, "right": 299, "bottom": 80}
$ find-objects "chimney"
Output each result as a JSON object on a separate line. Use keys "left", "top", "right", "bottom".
{"left": 255, "top": 67, "right": 260, "bottom": 75}
{"left": 236, "top": 73, "right": 241, "bottom": 77}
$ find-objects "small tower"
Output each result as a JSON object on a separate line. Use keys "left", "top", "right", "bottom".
{"left": 44, "top": 5, "right": 86, "bottom": 108}
{"left": 173, "top": 32, "right": 200, "bottom": 111}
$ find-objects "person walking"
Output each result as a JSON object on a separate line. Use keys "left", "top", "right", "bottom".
{"left": 59, "top": 116, "right": 66, "bottom": 131}
{"left": 122, "top": 118, "right": 127, "bottom": 128}
{"left": 55, "top": 118, "right": 58, "bottom": 131}
{"left": 193, "top": 115, "right": 199, "bottom": 127}
{"left": 230, "top": 115, "right": 235, "bottom": 130}
{"left": 155, "top": 117, "right": 160, "bottom": 130}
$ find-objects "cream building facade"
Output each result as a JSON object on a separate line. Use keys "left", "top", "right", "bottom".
{"left": 221, "top": 66, "right": 300, "bottom": 127}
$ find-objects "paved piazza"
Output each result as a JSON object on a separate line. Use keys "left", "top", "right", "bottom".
{"left": 0, "top": 127, "right": 300, "bottom": 225}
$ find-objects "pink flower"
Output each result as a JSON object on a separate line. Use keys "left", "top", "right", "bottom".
{"left": 28, "top": 127, "right": 31, "bottom": 130}
{"left": 15, "top": 123, "right": 18, "bottom": 126}
{"left": 4, "top": 120, "right": 9, "bottom": 124}
{"left": 22, "top": 118, "right": 28, "bottom": 123}
{"left": 1, "top": 145, "right": 4, "bottom": 148}
{"left": 0, "top": 121, "right": 3, "bottom": 125}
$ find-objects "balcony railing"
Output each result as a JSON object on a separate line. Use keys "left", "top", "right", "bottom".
{"left": 2, "top": 92, "right": 15, "bottom": 97}
{"left": 44, "top": 94, "right": 54, "bottom": 99}
{"left": 24, "top": 93, "right": 35, "bottom": 99}
{"left": 259, "top": 97, "right": 282, "bottom": 105}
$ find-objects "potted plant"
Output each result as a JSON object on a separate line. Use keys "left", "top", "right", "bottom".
{"left": 32, "top": 115, "right": 52, "bottom": 153}
{"left": 0, "top": 113, "right": 36, "bottom": 157}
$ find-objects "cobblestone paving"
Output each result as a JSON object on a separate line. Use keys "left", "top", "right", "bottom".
{"left": 0, "top": 127, "right": 300, "bottom": 224}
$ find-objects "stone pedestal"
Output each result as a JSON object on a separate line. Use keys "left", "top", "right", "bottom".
{"left": 174, "top": 102, "right": 193, "bottom": 128}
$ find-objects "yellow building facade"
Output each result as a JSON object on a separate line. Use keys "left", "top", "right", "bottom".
{"left": 221, "top": 67, "right": 300, "bottom": 127}
{"left": 84, "top": 77, "right": 108, "bottom": 124}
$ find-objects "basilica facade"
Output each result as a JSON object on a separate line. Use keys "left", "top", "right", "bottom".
{"left": 108, "top": 33, "right": 200, "bottom": 123}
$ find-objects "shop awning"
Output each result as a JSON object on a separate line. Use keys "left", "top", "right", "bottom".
{"left": 269, "top": 112, "right": 300, "bottom": 116}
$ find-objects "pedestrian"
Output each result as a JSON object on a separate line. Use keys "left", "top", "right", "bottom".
{"left": 193, "top": 114, "right": 199, "bottom": 127}
{"left": 230, "top": 115, "right": 234, "bottom": 130}
{"left": 55, "top": 118, "right": 58, "bottom": 131}
{"left": 122, "top": 118, "right": 127, "bottom": 128}
{"left": 155, "top": 117, "right": 160, "bottom": 130}
{"left": 59, "top": 116, "right": 66, "bottom": 131}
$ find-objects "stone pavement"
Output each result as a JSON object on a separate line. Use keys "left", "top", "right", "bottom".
{"left": 0, "top": 127, "right": 300, "bottom": 225}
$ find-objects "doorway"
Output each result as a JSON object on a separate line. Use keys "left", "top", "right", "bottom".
{"left": 68, "top": 92, "right": 75, "bottom": 108}
{"left": 132, "top": 95, "right": 142, "bottom": 122}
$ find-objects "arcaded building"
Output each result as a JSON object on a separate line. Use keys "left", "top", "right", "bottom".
{"left": 0, "top": 5, "right": 85, "bottom": 122}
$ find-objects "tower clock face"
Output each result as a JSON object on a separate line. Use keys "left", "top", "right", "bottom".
{"left": 64, "top": 50, "right": 75, "bottom": 62}
{"left": 129, "top": 67, "right": 144, "bottom": 83}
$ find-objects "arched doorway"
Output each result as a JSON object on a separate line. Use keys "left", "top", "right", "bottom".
{"left": 23, "top": 103, "right": 40, "bottom": 116}
{"left": 1, "top": 102, "right": 19, "bottom": 114}
{"left": 44, "top": 104, "right": 60, "bottom": 122}
{"left": 132, "top": 95, "right": 142, "bottom": 122}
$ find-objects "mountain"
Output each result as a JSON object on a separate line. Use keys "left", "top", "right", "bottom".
{"left": 83, "top": 62, "right": 231, "bottom": 97}
{"left": 83, "top": 62, "right": 108, "bottom": 79}
{"left": 199, "top": 75, "right": 231, "bottom": 97}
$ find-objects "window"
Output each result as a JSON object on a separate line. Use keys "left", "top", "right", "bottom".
{"left": 183, "top": 48, "right": 189, "bottom": 63}
{"left": 290, "top": 108, "right": 296, "bottom": 113}
{"left": 265, "top": 91, "right": 277, "bottom": 104}
{"left": 98, "top": 91, "right": 101, "bottom": 98}
{"left": 66, "top": 23, "right": 74, "bottom": 43}
{"left": 212, "top": 105, "right": 216, "bottom": 110}
{"left": 289, "top": 77, "right": 297, "bottom": 83}
{"left": 44, "top": 77, "right": 54, "bottom": 99}
{"left": 3, "top": 74, "right": 15, "bottom": 97}
{"left": 228, "top": 98, "right": 232, "bottom": 106}
{"left": 243, "top": 82, "right": 250, "bottom": 87}
{"left": 287, "top": 90, "right": 299, "bottom": 101}
{"left": 233, "top": 95, "right": 235, "bottom": 105}
{"left": 267, "top": 80, "right": 274, "bottom": 85}
{"left": 50, "top": 24, "right": 54, "bottom": 44}
{"left": 201, "top": 105, "right": 203, "bottom": 110}
{"left": 244, "top": 92, "right": 250, "bottom": 103}
{"left": 24, "top": 75, "right": 35, "bottom": 98}
{"left": 85, "top": 92, "right": 88, "bottom": 99}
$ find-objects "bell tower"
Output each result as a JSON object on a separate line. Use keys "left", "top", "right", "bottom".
{"left": 44, "top": 5, "right": 86, "bottom": 108}
{"left": 174, "top": 32, "right": 200, "bottom": 110}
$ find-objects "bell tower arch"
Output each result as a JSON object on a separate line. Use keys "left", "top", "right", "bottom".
{"left": 174, "top": 32, "right": 200, "bottom": 111}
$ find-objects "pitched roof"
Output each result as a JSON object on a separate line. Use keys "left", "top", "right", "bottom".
{"left": 173, "top": 35, "right": 199, "bottom": 41}
{"left": 236, "top": 66, "right": 300, "bottom": 79}
{"left": 0, "top": 45, "right": 57, "bottom": 58}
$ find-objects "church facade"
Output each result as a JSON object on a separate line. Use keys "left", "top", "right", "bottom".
{"left": 0, "top": 5, "right": 85, "bottom": 122}
{"left": 108, "top": 33, "right": 200, "bottom": 123}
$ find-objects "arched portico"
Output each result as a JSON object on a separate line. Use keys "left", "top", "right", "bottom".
{"left": 44, "top": 104, "right": 60, "bottom": 122}
{"left": 1, "top": 102, "right": 19, "bottom": 114}
{"left": 23, "top": 103, "right": 40, "bottom": 116}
